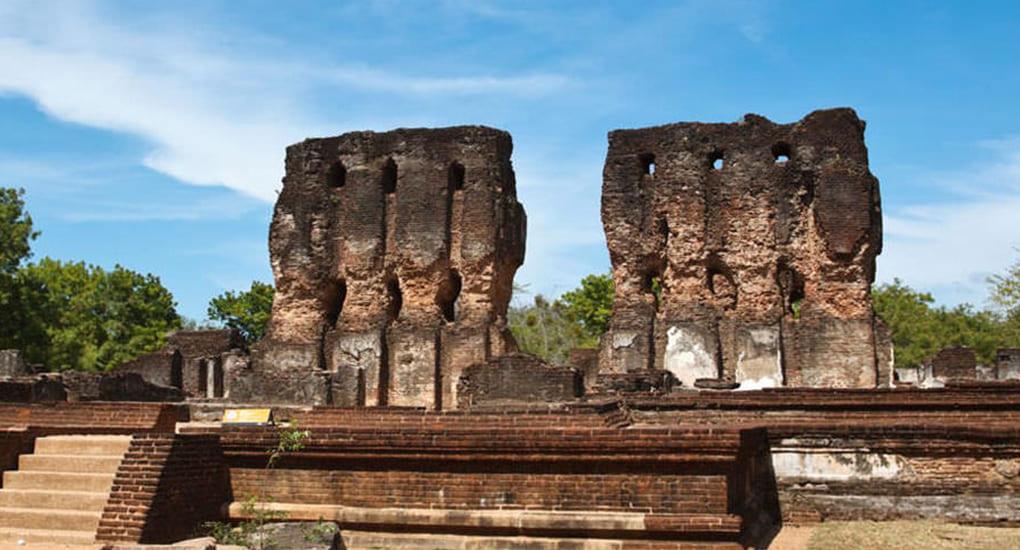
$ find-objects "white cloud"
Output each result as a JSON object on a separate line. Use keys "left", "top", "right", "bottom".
{"left": 0, "top": 1, "right": 571, "bottom": 202}
{"left": 879, "top": 139, "right": 1020, "bottom": 307}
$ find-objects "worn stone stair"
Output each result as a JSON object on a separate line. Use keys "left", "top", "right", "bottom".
{"left": 0, "top": 435, "right": 131, "bottom": 545}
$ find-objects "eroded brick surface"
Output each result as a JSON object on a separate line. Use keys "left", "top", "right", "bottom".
{"left": 600, "top": 108, "right": 884, "bottom": 389}
{"left": 253, "top": 126, "right": 526, "bottom": 408}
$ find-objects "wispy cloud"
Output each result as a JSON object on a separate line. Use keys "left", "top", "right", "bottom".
{"left": 0, "top": 1, "right": 573, "bottom": 202}
{"left": 880, "top": 139, "right": 1020, "bottom": 307}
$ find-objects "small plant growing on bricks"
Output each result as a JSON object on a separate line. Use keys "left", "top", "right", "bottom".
{"left": 268, "top": 422, "right": 310, "bottom": 468}
{"left": 204, "top": 422, "right": 311, "bottom": 549}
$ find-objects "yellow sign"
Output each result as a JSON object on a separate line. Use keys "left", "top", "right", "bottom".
{"left": 222, "top": 408, "right": 273, "bottom": 425}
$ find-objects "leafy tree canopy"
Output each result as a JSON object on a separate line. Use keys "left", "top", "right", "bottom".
{"left": 872, "top": 278, "right": 1016, "bottom": 367}
{"left": 0, "top": 187, "right": 181, "bottom": 371}
{"left": 989, "top": 253, "right": 1020, "bottom": 317}
{"left": 19, "top": 259, "right": 181, "bottom": 371}
{"left": 0, "top": 187, "right": 37, "bottom": 274}
{"left": 207, "top": 281, "right": 275, "bottom": 344}
{"left": 558, "top": 273, "right": 614, "bottom": 342}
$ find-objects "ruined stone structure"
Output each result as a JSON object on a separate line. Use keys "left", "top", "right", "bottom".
{"left": 114, "top": 329, "right": 245, "bottom": 400}
{"left": 998, "top": 348, "right": 1020, "bottom": 380}
{"left": 600, "top": 108, "right": 887, "bottom": 389}
{"left": 0, "top": 350, "right": 29, "bottom": 378}
{"left": 929, "top": 346, "right": 978, "bottom": 380}
{"left": 254, "top": 126, "right": 525, "bottom": 409}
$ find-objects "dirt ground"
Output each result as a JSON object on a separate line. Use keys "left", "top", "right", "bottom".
{"left": 769, "top": 521, "right": 1020, "bottom": 550}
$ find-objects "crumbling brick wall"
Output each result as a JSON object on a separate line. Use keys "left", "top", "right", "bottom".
{"left": 929, "top": 346, "right": 977, "bottom": 380}
{"left": 600, "top": 108, "right": 884, "bottom": 389}
{"left": 254, "top": 126, "right": 526, "bottom": 408}
{"left": 998, "top": 349, "right": 1020, "bottom": 380}
{"left": 0, "top": 350, "right": 29, "bottom": 377}
{"left": 456, "top": 353, "right": 581, "bottom": 408}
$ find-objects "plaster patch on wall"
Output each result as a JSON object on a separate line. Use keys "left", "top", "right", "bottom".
{"left": 612, "top": 332, "right": 637, "bottom": 349}
{"left": 735, "top": 326, "right": 783, "bottom": 389}
{"left": 665, "top": 325, "right": 717, "bottom": 388}
{"left": 772, "top": 449, "right": 910, "bottom": 481}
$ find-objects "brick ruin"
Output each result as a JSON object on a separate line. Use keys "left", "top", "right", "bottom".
{"left": 600, "top": 108, "right": 890, "bottom": 390}
{"left": 240, "top": 126, "right": 526, "bottom": 410}
{"left": 2, "top": 108, "right": 1020, "bottom": 548}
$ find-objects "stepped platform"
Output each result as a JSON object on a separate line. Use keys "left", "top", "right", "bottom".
{"left": 220, "top": 407, "right": 780, "bottom": 548}
{"left": 0, "top": 435, "right": 131, "bottom": 545}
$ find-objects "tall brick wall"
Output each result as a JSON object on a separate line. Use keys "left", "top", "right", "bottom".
{"left": 600, "top": 109, "right": 884, "bottom": 390}
{"left": 96, "top": 434, "right": 228, "bottom": 544}
{"left": 252, "top": 126, "right": 526, "bottom": 409}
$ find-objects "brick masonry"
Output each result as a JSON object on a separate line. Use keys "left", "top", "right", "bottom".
{"left": 626, "top": 386, "right": 1020, "bottom": 524}
{"left": 0, "top": 402, "right": 184, "bottom": 488}
{"left": 219, "top": 408, "right": 779, "bottom": 547}
{"left": 600, "top": 109, "right": 886, "bottom": 390}
{"left": 96, "top": 434, "right": 228, "bottom": 544}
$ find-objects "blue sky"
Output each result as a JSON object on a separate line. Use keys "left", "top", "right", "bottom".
{"left": 1, "top": 0, "right": 1019, "bottom": 320}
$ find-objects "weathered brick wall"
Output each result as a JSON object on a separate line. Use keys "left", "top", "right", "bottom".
{"left": 167, "top": 329, "right": 244, "bottom": 358}
{"left": 456, "top": 353, "right": 581, "bottom": 408}
{"left": 0, "top": 376, "right": 66, "bottom": 402}
{"left": 61, "top": 372, "right": 185, "bottom": 402}
{"left": 255, "top": 127, "right": 526, "bottom": 409}
{"left": 114, "top": 350, "right": 182, "bottom": 389}
{"left": 230, "top": 468, "right": 728, "bottom": 513}
{"left": 627, "top": 387, "right": 1020, "bottom": 524}
{"left": 219, "top": 409, "right": 778, "bottom": 545}
{"left": 600, "top": 109, "right": 883, "bottom": 390}
{"left": 0, "top": 402, "right": 184, "bottom": 433}
{"left": 96, "top": 434, "right": 228, "bottom": 543}
{"left": 929, "top": 346, "right": 977, "bottom": 379}
{"left": 0, "top": 402, "right": 183, "bottom": 490}
{"left": 0, "top": 350, "right": 29, "bottom": 377}
{"left": 998, "top": 348, "right": 1020, "bottom": 380}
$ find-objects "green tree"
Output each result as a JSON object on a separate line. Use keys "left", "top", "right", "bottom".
{"left": 558, "top": 273, "right": 614, "bottom": 343}
{"left": 207, "top": 281, "right": 275, "bottom": 344}
{"left": 508, "top": 294, "right": 588, "bottom": 364}
{"left": 872, "top": 279, "right": 941, "bottom": 368}
{"left": 20, "top": 259, "right": 181, "bottom": 371}
{"left": 0, "top": 188, "right": 37, "bottom": 274}
{"left": 987, "top": 253, "right": 1020, "bottom": 352}
{"left": 990, "top": 253, "right": 1020, "bottom": 316}
{"left": 0, "top": 188, "right": 42, "bottom": 353}
{"left": 873, "top": 278, "right": 1015, "bottom": 368}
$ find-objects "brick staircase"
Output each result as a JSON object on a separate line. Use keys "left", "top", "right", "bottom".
{"left": 0, "top": 435, "right": 131, "bottom": 545}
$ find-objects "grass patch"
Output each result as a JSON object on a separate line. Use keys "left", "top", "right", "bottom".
{"left": 808, "top": 521, "right": 1020, "bottom": 550}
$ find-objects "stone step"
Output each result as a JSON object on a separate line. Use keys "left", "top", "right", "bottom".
{"left": 0, "top": 507, "right": 102, "bottom": 531}
{"left": 33, "top": 435, "right": 132, "bottom": 457}
{"left": 0, "top": 526, "right": 97, "bottom": 545}
{"left": 18, "top": 453, "right": 123, "bottom": 474}
{"left": 228, "top": 502, "right": 743, "bottom": 538}
{"left": 2, "top": 470, "right": 116, "bottom": 492}
{"left": 0, "top": 489, "right": 108, "bottom": 511}
{"left": 339, "top": 531, "right": 743, "bottom": 549}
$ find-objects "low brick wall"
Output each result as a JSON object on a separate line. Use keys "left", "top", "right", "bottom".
{"left": 220, "top": 408, "right": 779, "bottom": 546}
{"left": 96, "top": 434, "right": 228, "bottom": 544}
{"left": 628, "top": 387, "right": 1020, "bottom": 524}
{"left": 0, "top": 402, "right": 185, "bottom": 488}
{"left": 0, "top": 402, "right": 185, "bottom": 433}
